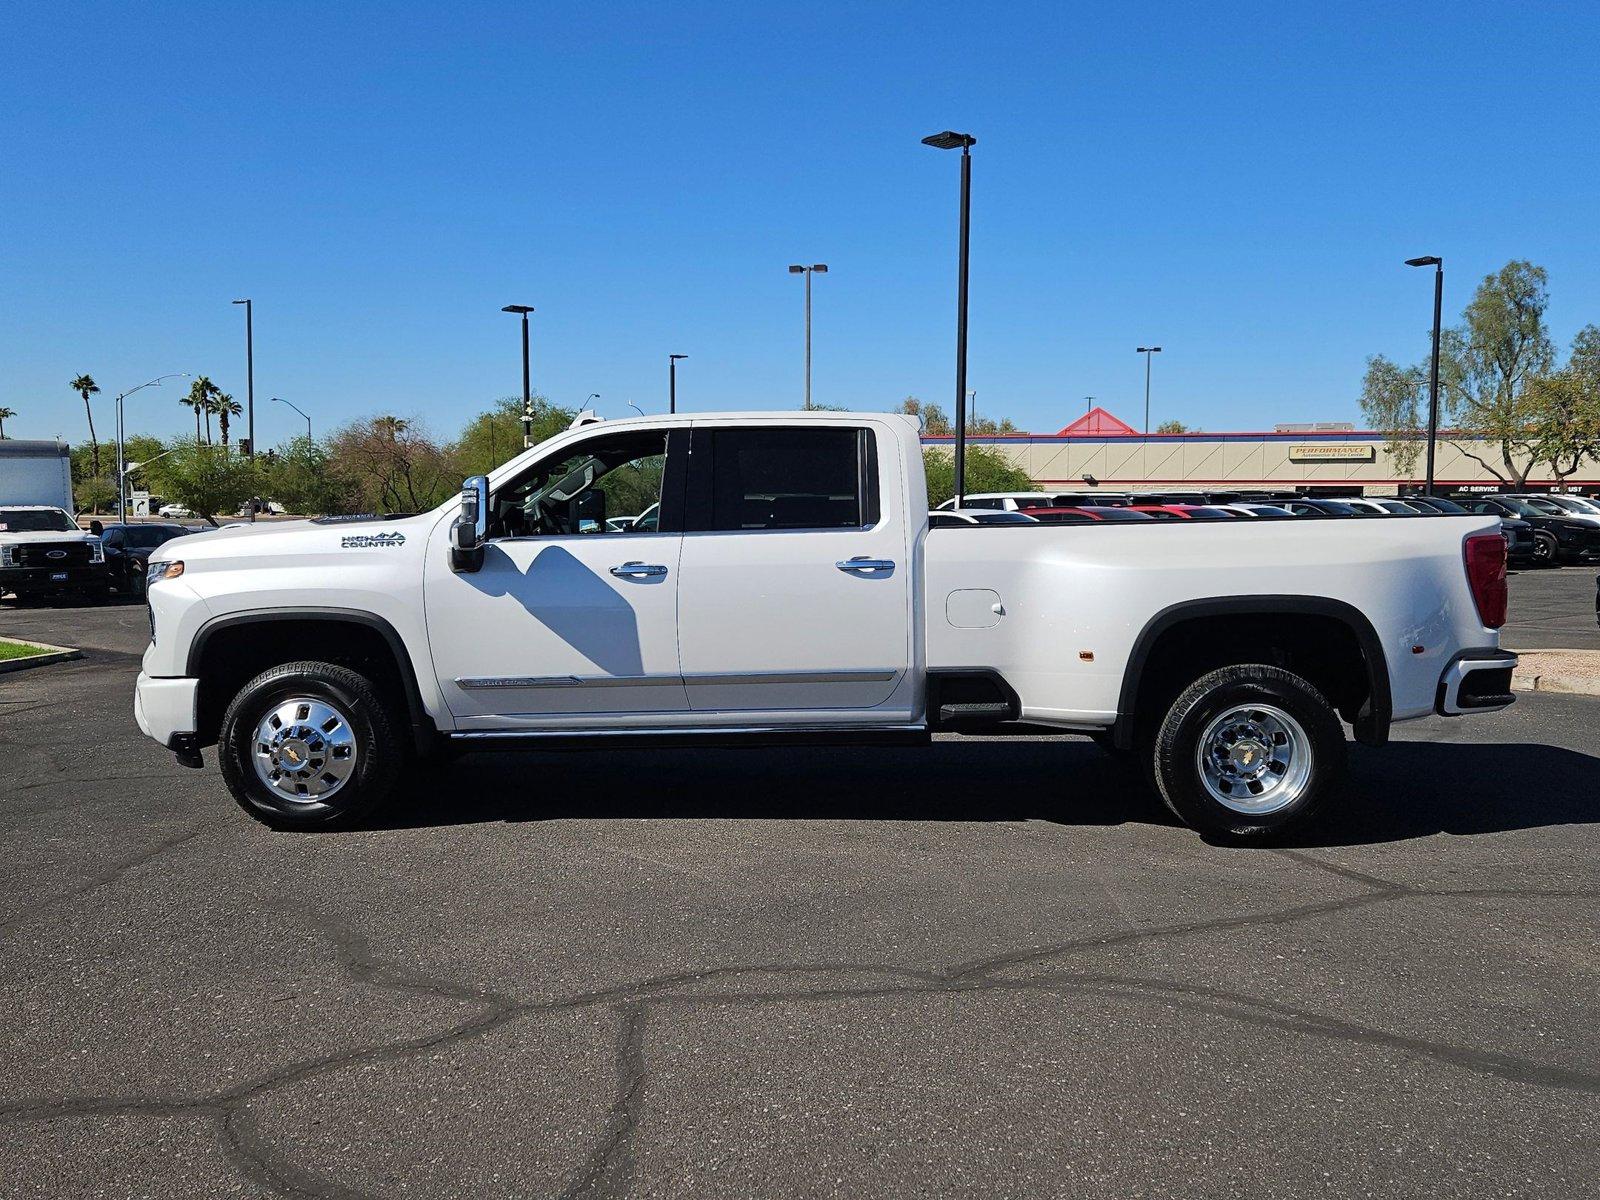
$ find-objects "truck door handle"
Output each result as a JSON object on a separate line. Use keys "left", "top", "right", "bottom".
{"left": 610, "top": 561, "right": 669, "bottom": 578}
{"left": 835, "top": 557, "right": 896, "bottom": 574}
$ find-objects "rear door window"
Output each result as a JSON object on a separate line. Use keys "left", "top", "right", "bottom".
{"left": 689, "top": 427, "right": 878, "bottom": 532}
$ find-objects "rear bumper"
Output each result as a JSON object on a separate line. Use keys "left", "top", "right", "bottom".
{"left": 134, "top": 672, "right": 199, "bottom": 746}
{"left": 1436, "top": 650, "right": 1518, "bottom": 715}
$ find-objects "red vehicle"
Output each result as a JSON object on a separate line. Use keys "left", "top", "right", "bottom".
{"left": 1127, "top": 504, "right": 1242, "bottom": 520}
{"left": 1026, "top": 507, "right": 1157, "bottom": 525}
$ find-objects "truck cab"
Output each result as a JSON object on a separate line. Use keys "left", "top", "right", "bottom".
{"left": 0, "top": 505, "right": 109, "bottom": 603}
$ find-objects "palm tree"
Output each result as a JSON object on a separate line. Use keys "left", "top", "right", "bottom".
{"left": 374, "top": 415, "right": 409, "bottom": 439}
{"left": 182, "top": 378, "right": 217, "bottom": 445}
{"left": 0, "top": 406, "right": 14, "bottom": 438}
{"left": 214, "top": 392, "right": 243, "bottom": 448}
{"left": 70, "top": 375, "right": 101, "bottom": 476}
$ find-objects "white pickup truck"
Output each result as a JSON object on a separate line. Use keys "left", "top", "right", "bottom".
{"left": 136, "top": 412, "right": 1516, "bottom": 841}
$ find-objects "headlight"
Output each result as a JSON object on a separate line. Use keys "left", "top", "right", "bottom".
{"left": 89, "top": 540, "right": 105, "bottom": 563}
{"left": 148, "top": 560, "right": 185, "bottom": 586}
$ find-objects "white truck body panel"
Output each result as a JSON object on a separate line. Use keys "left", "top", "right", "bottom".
{"left": 0, "top": 441, "right": 74, "bottom": 510}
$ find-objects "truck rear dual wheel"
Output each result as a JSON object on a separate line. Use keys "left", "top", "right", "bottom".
{"left": 218, "top": 661, "right": 405, "bottom": 831}
{"left": 1150, "top": 664, "right": 1345, "bottom": 842}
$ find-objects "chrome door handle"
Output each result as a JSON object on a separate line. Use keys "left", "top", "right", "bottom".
{"left": 835, "top": 557, "right": 896, "bottom": 573}
{"left": 610, "top": 561, "right": 668, "bottom": 578}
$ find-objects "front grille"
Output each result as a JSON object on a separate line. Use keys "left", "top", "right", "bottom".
{"left": 16, "top": 542, "right": 93, "bottom": 568}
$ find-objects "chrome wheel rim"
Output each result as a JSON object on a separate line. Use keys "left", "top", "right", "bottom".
{"left": 1195, "top": 702, "right": 1313, "bottom": 815}
{"left": 251, "top": 697, "right": 358, "bottom": 803}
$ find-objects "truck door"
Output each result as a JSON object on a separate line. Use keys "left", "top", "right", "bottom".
{"left": 424, "top": 427, "right": 689, "bottom": 727}
{"left": 674, "top": 422, "right": 914, "bottom": 718}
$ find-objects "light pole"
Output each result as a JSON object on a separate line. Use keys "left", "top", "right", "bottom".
{"left": 1405, "top": 257, "right": 1444, "bottom": 495}
{"left": 922, "top": 130, "right": 976, "bottom": 507}
{"left": 502, "top": 305, "right": 535, "bottom": 447}
{"left": 626, "top": 400, "right": 644, "bottom": 418}
{"left": 1136, "top": 346, "right": 1162, "bottom": 434}
{"left": 669, "top": 354, "right": 687, "bottom": 414}
{"left": 967, "top": 389, "right": 977, "bottom": 434}
{"left": 271, "top": 397, "right": 312, "bottom": 442}
{"left": 787, "top": 263, "right": 828, "bottom": 410}
{"left": 1084, "top": 395, "right": 1095, "bottom": 416}
{"left": 114, "top": 374, "right": 189, "bottom": 523}
{"left": 231, "top": 299, "right": 255, "bottom": 521}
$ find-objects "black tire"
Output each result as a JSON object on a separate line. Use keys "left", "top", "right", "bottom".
{"left": 218, "top": 660, "right": 405, "bottom": 831}
{"left": 1531, "top": 531, "right": 1559, "bottom": 568}
{"left": 1149, "top": 664, "right": 1345, "bottom": 842}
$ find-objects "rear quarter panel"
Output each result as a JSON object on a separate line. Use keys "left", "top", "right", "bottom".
{"left": 923, "top": 516, "right": 1502, "bottom": 726}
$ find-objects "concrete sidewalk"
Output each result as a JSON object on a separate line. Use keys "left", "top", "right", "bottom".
{"left": 1510, "top": 648, "right": 1600, "bottom": 697}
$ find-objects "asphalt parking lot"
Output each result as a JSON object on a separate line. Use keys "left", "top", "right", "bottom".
{"left": 3, "top": 599, "right": 1598, "bottom": 1198}
{"left": 1505, "top": 565, "right": 1600, "bottom": 650}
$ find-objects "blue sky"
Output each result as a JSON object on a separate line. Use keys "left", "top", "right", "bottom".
{"left": 3, "top": 1, "right": 1598, "bottom": 445}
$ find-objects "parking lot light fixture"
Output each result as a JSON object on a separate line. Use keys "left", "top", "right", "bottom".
{"left": 788, "top": 264, "right": 829, "bottom": 410}
{"left": 1136, "top": 347, "right": 1162, "bottom": 434}
{"left": 271, "top": 396, "right": 312, "bottom": 442}
{"left": 114, "top": 373, "right": 190, "bottom": 524}
{"left": 502, "top": 305, "right": 536, "bottom": 447}
{"left": 1405, "top": 257, "right": 1444, "bottom": 496}
{"left": 669, "top": 354, "right": 688, "bottom": 414}
{"left": 922, "top": 130, "right": 976, "bottom": 507}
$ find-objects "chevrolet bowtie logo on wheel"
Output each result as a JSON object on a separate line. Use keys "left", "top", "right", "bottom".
{"left": 340, "top": 532, "right": 406, "bottom": 549}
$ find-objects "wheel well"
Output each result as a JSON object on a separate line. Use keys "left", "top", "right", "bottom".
{"left": 1118, "top": 610, "right": 1386, "bottom": 749}
{"left": 191, "top": 616, "right": 429, "bottom": 749}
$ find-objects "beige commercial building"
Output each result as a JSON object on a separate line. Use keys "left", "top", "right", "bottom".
{"left": 925, "top": 407, "right": 1600, "bottom": 496}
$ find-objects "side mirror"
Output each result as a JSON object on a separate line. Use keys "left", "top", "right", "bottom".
{"left": 450, "top": 475, "right": 489, "bottom": 573}
{"left": 89, "top": 520, "right": 104, "bottom": 536}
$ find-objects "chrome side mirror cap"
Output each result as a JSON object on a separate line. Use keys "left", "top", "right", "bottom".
{"left": 450, "top": 475, "right": 489, "bottom": 573}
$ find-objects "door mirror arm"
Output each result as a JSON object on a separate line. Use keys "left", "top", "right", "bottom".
{"left": 450, "top": 475, "right": 489, "bottom": 573}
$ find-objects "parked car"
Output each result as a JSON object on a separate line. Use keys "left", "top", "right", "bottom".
{"left": 1501, "top": 494, "right": 1600, "bottom": 527}
{"left": 1126, "top": 505, "right": 1240, "bottom": 520}
{"left": 1281, "top": 499, "right": 1368, "bottom": 517}
{"left": 90, "top": 523, "right": 193, "bottom": 597}
{"left": 929, "top": 510, "right": 1041, "bottom": 526}
{"left": 0, "top": 505, "right": 108, "bottom": 602}
{"left": 1228, "top": 504, "right": 1297, "bottom": 518}
{"left": 1402, "top": 497, "right": 1536, "bottom": 566}
{"left": 935, "top": 492, "right": 1131, "bottom": 512}
{"left": 1453, "top": 496, "right": 1600, "bottom": 566}
{"left": 1026, "top": 506, "right": 1158, "bottom": 524}
{"left": 158, "top": 503, "right": 194, "bottom": 519}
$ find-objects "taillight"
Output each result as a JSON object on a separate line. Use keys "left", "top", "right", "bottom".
{"left": 1464, "top": 533, "right": 1507, "bottom": 629}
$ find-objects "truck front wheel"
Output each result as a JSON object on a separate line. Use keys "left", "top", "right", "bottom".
{"left": 1150, "top": 664, "right": 1345, "bottom": 842}
{"left": 218, "top": 661, "right": 404, "bottom": 830}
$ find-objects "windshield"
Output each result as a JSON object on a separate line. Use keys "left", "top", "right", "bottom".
{"left": 122, "top": 526, "right": 183, "bottom": 548}
{"left": 0, "top": 508, "right": 76, "bottom": 533}
{"left": 1543, "top": 495, "right": 1600, "bottom": 515}
{"left": 1495, "top": 498, "right": 1544, "bottom": 517}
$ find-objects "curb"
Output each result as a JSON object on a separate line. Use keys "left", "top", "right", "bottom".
{"left": 0, "top": 639, "right": 83, "bottom": 676}
{"left": 1507, "top": 648, "right": 1600, "bottom": 699}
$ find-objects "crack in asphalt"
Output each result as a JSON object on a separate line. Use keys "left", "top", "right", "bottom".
{"left": 0, "top": 828, "right": 204, "bottom": 933}
{"left": 5, "top": 868, "right": 1599, "bottom": 1199}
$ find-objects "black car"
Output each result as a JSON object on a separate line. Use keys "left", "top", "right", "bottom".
{"left": 1453, "top": 497, "right": 1600, "bottom": 567}
{"left": 1280, "top": 498, "right": 1371, "bottom": 517}
{"left": 90, "top": 523, "right": 193, "bottom": 597}
{"left": 1404, "top": 496, "right": 1536, "bottom": 566}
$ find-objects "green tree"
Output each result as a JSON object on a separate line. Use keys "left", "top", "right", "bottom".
{"left": 452, "top": 395, "right": 575, "bottom": 477}
{"left": 922, "top": 445, "right": 1034, "bottom": 508}
{"left": 0, "top": 406, "right": 14, "bottom": 438}
{"left": 1154, "top": 419, "right": 1195, "bottom": 434}
{"left": 898, "top": 395, "right": 1017, "bottom": 435}
{"left": 329, "top": 414, "right": 455, "bottom": 513}
{"left": 145, "top": 442, "right": 258, "bottom": 525}
{"left": 69, "top": 374, "right": 101, "bottom": 477}
{"left": 1439, "top": 261, "right": 1557, "bottom": 486}
{"left": 1357, "top": 354, "right": 1425, "bottom": 477}
{"left": 214, "top": 393, "right": 243, "bottom": 447}
{"left": 261, "top": 436, "right": 361, "bottom": 516}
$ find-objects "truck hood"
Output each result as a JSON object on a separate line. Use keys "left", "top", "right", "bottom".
{"left": 0, "top": 529, "right": 99, "bottom": 544}
{"left": 149, "top": 512, "right": 440, "bottom": 563}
